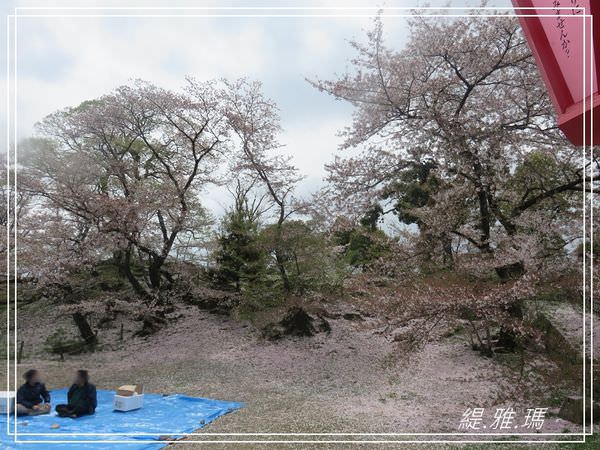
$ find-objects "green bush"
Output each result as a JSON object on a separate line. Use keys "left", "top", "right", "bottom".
{"left": 44, "top": 328, "right": 87, "bottom": 360}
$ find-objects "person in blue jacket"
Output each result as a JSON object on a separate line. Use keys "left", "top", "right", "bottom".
{"left": 16, "top": 369, "right": 51, "bottom": 416}
{"left": 55, "top": 370, "right": 97, "bottom": 418}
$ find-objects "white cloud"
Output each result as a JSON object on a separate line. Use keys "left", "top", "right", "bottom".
{"left": 5, "top": 5, "right": 406, "bottom": 216}
{"left": 282, "top": 114, "right": 349, "bottom": 196}
{"left": 14, "top": 16, "right": 273, "bottom": 136}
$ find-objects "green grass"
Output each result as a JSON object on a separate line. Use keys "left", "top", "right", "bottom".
{"left": 559, "top": 433, "right": 600, "bottom": 449}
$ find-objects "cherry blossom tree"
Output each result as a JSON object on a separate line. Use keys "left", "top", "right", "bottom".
{"left": 20, "top": 77, "right": 309, "bottom": 309}
{"left": 24, "top": 80, "right": 228, "bottom": 294}
{"left": 312, "top": 14, "right": 597, "bottom": 275}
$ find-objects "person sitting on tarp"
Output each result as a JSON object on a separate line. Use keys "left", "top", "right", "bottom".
{"left": 16, "top": 369, "right": 51, "bottom": 416}
{"left": 55, "top": 370, "right": 97, "bottom": 418}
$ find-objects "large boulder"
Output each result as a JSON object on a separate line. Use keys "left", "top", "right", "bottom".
{"left": 134, "top": 313, "right": 167, "bottom": 337}
{"left": 558, "top": 396, "right": 600, "bottom": 424}
{"left": 494, "top": 261, "right": 525, "bottom": 280}
{"left": 533, "top": 312, "right": 579, "bottom": 367}
{"left": 187, "top": 288, "right": 241, "bottom": 315}
{"left": 261, "top": 307, "right": 330, "bottom": 340}
{"left": 342, "top": 312, "right": 364, "bottom": 321}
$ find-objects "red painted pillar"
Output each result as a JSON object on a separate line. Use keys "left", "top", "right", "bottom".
{"left": 512, "top": 0, "right": 599, "bottom": 145}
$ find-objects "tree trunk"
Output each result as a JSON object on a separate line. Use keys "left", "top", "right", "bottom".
{"left": 118, "top": 248, "right": 152, "bottom": 299}
{"left": 148, "top": 256, "right": 163, "bottom": 289}
{"left": 274, "top": 218, "right": 291, "bottom": 292}
{"left": 477, "top": 189, "right": 491, "bottom": 252}
{"left": 274, "top": 248, "right": 291, "bottom": 292}
{"left": 72, "top": 312, "right": 97, "bottom": 348}
{"left": 495, "top": 261, "right": 525, "bottom": 281}
{"left": 442, "top": 234, "right": 454, "bottom": 265}
{"left": 472, "top": 161, "right": 492, "bottom": 253}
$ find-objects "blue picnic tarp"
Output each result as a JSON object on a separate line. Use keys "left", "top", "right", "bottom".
{"left": 1, "top": 388, "right": 243, "bottom": 449}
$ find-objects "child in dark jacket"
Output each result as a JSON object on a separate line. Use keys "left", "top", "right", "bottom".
{"left": 55, "top": 370, "right": 97, "bottom": 418}
{"left": 16, "top": 369, "right": 51, "bottom": 416}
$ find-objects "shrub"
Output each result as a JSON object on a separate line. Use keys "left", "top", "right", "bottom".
{"left": 44, "top": 328, "right": 88, "bottom": 360}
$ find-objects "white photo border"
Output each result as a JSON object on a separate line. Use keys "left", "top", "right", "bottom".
{"left": 4, "top": 4, "right": 594, "bottom": 446}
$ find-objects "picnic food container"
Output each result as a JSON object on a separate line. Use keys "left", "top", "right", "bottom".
{"left": 113, "top": 385, "right": 144, "bottom": 411}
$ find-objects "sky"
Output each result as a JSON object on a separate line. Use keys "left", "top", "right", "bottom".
{"left": 1, "top": 0, "right": 514, "bottom": 217}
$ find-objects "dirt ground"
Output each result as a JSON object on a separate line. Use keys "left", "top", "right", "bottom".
{"left": 2, "top": 299, "right": 590, "bottom": 449}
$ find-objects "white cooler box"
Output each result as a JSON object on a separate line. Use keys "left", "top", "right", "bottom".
{"left": 113, "top": 393, "right": 144, "bottom": 412}
{"left": 0, "top": 391, "right": 15, "bottom": 414}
